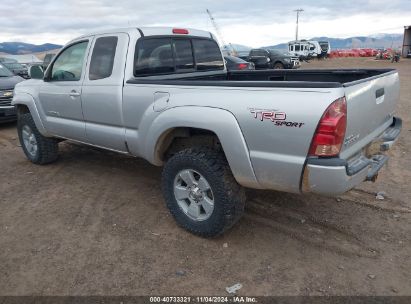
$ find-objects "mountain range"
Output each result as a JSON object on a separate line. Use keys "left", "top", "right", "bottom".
{"left": 0, "top": 42, "right": 62, "bottom": 55}
{"left": 226, "top": 33, "right": 404, "bottom": 54}
{"left": 0, "top": 33, "right": 404, "bottom": 55}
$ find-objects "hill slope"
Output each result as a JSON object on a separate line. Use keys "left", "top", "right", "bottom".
{"left": 0, "top": 42, "right": 62, "bottom": 55}
{"left": 264, "top": 33, "right": 403, "bottom": 50}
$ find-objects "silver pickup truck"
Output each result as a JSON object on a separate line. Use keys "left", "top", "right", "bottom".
{"left": 12, "top": 27, "right": 401, "bottom": 237}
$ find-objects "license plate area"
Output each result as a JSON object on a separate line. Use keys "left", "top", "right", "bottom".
{"left": 4, "top": 107, "right": 16, "bottom": 116}
{"left": 365, "top": 140, "right": 383, "bottom": 158}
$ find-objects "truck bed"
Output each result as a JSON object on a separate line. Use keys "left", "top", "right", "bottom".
{"left": 127, "top": 69, "right": 396, "bottom": 88}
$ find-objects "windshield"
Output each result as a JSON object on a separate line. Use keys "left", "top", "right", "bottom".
{"left": 0, "top": 64, "right": 13, "bottom": 77}
{"left": 268, "top": 49, "right": 290, "bottom": 56}
{"left": 3, "top": 62, "right": 25, "bottom": 70}
{"left": 319, "top": 41, "right": 329, "bottom": 51}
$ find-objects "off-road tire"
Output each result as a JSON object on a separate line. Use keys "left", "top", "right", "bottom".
{"left": 17, "top": 113, "right": 59, "bottom": 164}
{"left": 273, "top": 62, "right": 284, "bottom": 69}
{"left": 161, "top": 147, "right": 246, "bottom": 237}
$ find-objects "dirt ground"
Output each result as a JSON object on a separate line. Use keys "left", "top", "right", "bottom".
{"left": 0, "top": 57, "right": 410, "bottom": 296}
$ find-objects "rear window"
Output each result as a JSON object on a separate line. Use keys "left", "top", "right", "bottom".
{"left": 134, "top": 37, "right": 223, "bottom": 76}
{"left": 134, "top": 38, "right": 174, "bottom": 76}
{"left": 250, "top": 50, "right": 266, "bottom": 56}
{"left": 192, "top": 39, "right": 224, "bottom": 71}
{"left": 173, "top": 39, "right": 194, "bottom": 71}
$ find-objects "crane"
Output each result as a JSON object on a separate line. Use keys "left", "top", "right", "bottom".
{"left": 206, "top": 9, "right": 237, "bottom": 56}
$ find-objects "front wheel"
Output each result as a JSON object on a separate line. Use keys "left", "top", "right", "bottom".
{"left": 17, "top": 113, "right": 59, "bottom": 164}
{"left": 161, "top": 148, "right": 246, "bottom": 237}
{"left": 273, "top": 62, "right": 284, "bottom": 69}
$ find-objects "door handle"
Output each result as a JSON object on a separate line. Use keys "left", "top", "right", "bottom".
{"left": 69, "top": 90, "right": 81, "bottom": 97}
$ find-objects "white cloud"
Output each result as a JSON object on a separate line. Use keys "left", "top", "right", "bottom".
{"left": 0, "top": 0, "right": 409, "bottom": 46}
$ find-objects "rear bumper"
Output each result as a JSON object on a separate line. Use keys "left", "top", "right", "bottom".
{"left": 302, "top": 117, "right": 401, "bottom": 195}
{"left": 0, "top": 106, "right": 17, "bottom": 122}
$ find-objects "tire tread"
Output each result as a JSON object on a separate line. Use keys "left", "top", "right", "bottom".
{"left": 162, "top": 147, "right": 246, "bottom": 237}
{"left": 18, "top": 113, "right": 59, "bottom": 165}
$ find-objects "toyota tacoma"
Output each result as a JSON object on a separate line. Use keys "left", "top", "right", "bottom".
{"left": 12, "top": 27, "right": 401, "bottom": 237}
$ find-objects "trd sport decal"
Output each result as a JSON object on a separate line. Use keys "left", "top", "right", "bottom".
{"left": 249, "top": 108, "right": 305, "bottom": 128}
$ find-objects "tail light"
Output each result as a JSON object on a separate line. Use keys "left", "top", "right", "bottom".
{"left": 173, "top": 28, "right": 189, "bottom": 34}
{"left": 237, "top": 63, "right": 248, "bottom": 70}
{"left": 309, "top": 97, "right": 347, "bottom": 157}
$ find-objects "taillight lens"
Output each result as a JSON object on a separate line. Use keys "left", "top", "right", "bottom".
{"left": 172, "top": 28, "right": 189, "bottom": 34}
{"left": 309, "top": 97, "right": 347, "bottom": 157}
{"left": 238, "top": 63, "right": 248, "bottom": 70}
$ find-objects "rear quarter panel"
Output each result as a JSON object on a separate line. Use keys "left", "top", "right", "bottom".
{"left": 124, "top": 83, "right": 344, "bottom": 193}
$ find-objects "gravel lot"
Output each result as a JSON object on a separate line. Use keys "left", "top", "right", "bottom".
{"left": 0, "top": 57, "right": 410, "bottom": 296}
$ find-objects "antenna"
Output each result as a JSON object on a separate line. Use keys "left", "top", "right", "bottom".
{"left": 206, "top": 9, "right": 237, "bottom": 56}
{"left": 294, "top": 9, "right": 304, "bottom": 41}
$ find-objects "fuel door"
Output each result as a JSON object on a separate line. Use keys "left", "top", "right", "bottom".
{"left": 153, "top": 91, "right": 170, "bottom": 112}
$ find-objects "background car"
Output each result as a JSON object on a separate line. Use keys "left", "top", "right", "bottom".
{"left": 224, "top": 55, "right": 255, "bottom": 71}
{"left": 247, "top": 48, "right": 300, "bottom": 69}
{"left": 0, "top": 58, "right": 29, "bottom": 79}
{"left": 0, "top": 63, "right": 24, "bottom": 122}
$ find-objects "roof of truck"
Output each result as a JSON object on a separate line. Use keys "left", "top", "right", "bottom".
{"left": 72, "top": 27, "right": 213, "bottom": 42}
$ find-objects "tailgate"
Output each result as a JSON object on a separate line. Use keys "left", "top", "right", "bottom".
{"left": 340, "top": 70, "right": 400, "bottom": 159}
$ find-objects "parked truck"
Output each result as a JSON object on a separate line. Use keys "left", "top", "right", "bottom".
{"left": 0, "top": 63, "right": 24, "bottom": 122}
{"left": 13, "top": 27, "right": 401, "bottom": 237}
{"left": 247, "top": 48, "right": 300, "bottom": 69}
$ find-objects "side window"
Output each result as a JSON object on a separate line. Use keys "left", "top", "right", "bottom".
{"left": 134, "top": 38, "right": 174, "bottom": 76}
{"left": 173, "top": 39, "right": 194, "bottom": 71}
{"left": 89, "top": 36, "right": 118, "bottom": 80}
{"left": 51, "top": 41, "right": 88, "bottom": 81}
{"left": 192, "top": 39, "right": 224, "bottom": 71}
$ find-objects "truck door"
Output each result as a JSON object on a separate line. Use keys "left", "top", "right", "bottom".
{"left": 81, "top": 33, "right": 129, "bottom": 152}
{"left": 39, "top": 40, "right": 90, "bottom": 141}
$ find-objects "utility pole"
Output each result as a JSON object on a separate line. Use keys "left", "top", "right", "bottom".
{"left": 294, "top": 9, "right": 304, "bottom": 41}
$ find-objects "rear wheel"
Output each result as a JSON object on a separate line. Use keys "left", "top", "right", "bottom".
{"left": 273, "top": 62, "right": 284, "bottom": 69}
{"left": 18, "top": 113, "right": 59, "bottom": 164}
{"left": 161, "top": 147, "right": 246, "bottom": 237}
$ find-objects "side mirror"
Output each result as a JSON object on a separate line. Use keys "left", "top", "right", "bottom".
{"left": 28, "top": 65, "right": 44, "bottom": 79}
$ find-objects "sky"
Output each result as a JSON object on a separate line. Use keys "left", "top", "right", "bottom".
{"left": 0, "top": 0, "right": 410, "bottom": 47}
